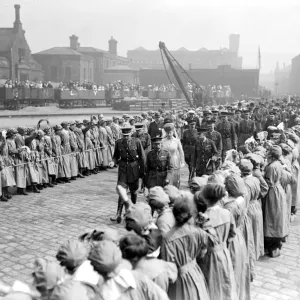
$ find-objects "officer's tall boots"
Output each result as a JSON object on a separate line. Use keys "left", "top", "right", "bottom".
{"left": 110, "top": 197, "right": 123, "bottom": 223}
{"left": 131, "top": 192, "right": 137, "bottom": 205}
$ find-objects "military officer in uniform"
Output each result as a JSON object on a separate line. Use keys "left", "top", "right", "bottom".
{"left": 205, "top": 120, "right": 222, "bottom": 159}
{"left": 145, "top": 135, "right": 173, "bottom": 189}
{"left": 216, "top": 110, "right": 237, "bottom": 161}
{"left": 132, "top": 123, "right": 151, "bottom": 193}
{"left": 182, "top": 119, "right": 198, "bottom": 181}
{"left": 148, "top": 112, "right": 163, "bottom": 138}
{"left": 234, "top": 109, "right": 243, "bottom": 123}
{"left": 185, "top": 110, "right": 201, "bottom": 130}
{"left": 193, "top": 127, "right": 218, "bottom": 176}
{"left": 263, "top": 111, "right": 280, "bottom": 135}
{"left": 212, "top": 108, "right": 220, "bottom": 125}
{"left": 238, "top": 110, "right": 256, "bottom": 145}
{"left": 228, "top": 111, "right": 239, "bottom": 143}
{"left": 132, "top": 123, "right": 151, "bottom": 155}
{"left": 110, "top": 126, "right": 146, "bottom": 223}
{"left": 201, "top": 109, "right": 213, "bottom": 128}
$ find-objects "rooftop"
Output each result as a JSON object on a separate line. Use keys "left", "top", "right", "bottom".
{"left": 34, "top": 47, "right": 82, "bottom": 56}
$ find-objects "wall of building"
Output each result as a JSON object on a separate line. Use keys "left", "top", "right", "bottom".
{"left": 103, "top": 71, "right": 137, "bottom": 84}
{"left": 80, "top": 59, "right": 94, "bottom": 82}
{"left": 289, "top": 55, "right": 300, "bottom": 95}
{"left": 139, "top": 66, "right": 259, "bottom": 98}
{"left": 0, "top": 67, "right": 10, "bottom": 79}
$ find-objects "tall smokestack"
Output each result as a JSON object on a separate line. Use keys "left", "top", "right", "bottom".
{"left": 13, "top": 4, "right": 22, "bottom": 31}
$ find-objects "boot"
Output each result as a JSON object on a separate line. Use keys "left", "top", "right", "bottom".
{"left": 3, "top": 187, "right": 11, "bottom": 199}
{"left": 77, "top": 173, "right": 84, "bottom": 178}
{"left": 110, "top": 198, "right": 123, "bottom": 223}
{"left": 48, "top": 177, "right": 54, "bottom": 187}
{"left": 52, "top": 176, "right": 58, "bottom": 185}
{"left": 65, "top": 178, "right": 71, "bottom": 183}
{"left": 71, "top": 176, "right": 77, "bottom": 180}
{"left": 32, "top": 184, "right": 40, "bottom": 193}
{"left": 131, "top": 193, "right": 137, "bottom": 205}
{"left": 0, "top": 194, "right": 8, "bottom": 202}
{"left": 37, "top": 184, "right": 43, "bottom": 190}
{"left": 18, "top": 188, "right": 28, "bottom": 195}
{"left": 43, "top": 183, "right": 48, "bottom": 188}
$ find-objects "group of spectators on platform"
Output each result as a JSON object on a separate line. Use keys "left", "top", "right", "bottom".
{"left": 3, "top": 80, "right": 53, "bottom": 89}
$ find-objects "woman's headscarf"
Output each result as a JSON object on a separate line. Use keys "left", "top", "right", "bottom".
{"left": 225, "top": 174, "right": 246, "bottom": 197}
{"left": 148, "top": 186, "right": 170, "bottom": 208}
{"left": 33, "top": 258, "right": 65, "bottom": 291}
{"left": 221, "top": 161, "right": 241, "bottom": 176}
{"left": 88, "top": 241, "right": 122, "bottom": 277}
{"left": 56, "top": 240, "right": 88, "bottom": 270}
{"left": 239, "top": 159, "right": 253, "bottom": 175}
{"left": 270, "top": 145, "right": 282, "bottom": 158}
{"left": 207, "top": 171, "right": 226, "bottom": 185}
{"left": 79, "top": 227, "right": 119, "bottom": 246}
{"left": 125, "top": 202, "right": 152, "bottom": 233}
{"left": 164, "top": 185, "right": 181, "bottom": 204}
{"left": 189, "top": 176, "right": 208, "bottom": 192}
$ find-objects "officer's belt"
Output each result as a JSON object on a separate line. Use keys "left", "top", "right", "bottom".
{"left": 120, "top": 158, "right": 137, "bottom": 162}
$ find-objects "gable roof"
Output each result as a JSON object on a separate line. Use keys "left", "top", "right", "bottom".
{"left": 0, "top": 28, "right": 14, "bottom": 52}
{"left": 78, "top": 47, "right": 108, "bottom": 54}
{"left": 177, "top": 47, "right": 189, "bottom": 51}
{"left": 197, "top": 47, "right": 208, "bottom": 52}
{"left": 134, "top": 46, "right": 147, "bottom": 51}
{"left": 34, "top": 47, "right": 82, "bottom": 56}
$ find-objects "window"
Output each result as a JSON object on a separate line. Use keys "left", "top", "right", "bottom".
{"left": 84, "top": 68, "right": 86, "bottom": 80}
{"left": 65, "top": 66, "right": 71, "bottom": 81}
{"left": 18, "top": 48, "right": 26, "bottom": 63}
{"left": 89, "top": 68, "right": 92, "bottom": 80}
{"left": 51, "top": 65, "right": 58, "bottom": 81}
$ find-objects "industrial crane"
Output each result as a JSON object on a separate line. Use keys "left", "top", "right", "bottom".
{"left": 159, "top": 41, "right": 210, "bottom": 107}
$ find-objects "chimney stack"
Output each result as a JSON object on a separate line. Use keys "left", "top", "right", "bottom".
{"left": 109, "top": 36, "right": 117, "bottom": 56}
{"left": 70, "top": 35, "right": 79, "bottom": 50}
{"left": 13, "top": 4, "right": 22, "bottom": 32}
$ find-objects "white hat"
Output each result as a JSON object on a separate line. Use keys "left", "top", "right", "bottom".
{"left": 188, "top": 110, "right": 195, "bottom": 114}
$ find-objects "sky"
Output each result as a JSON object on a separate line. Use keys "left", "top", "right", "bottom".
{"left": 1, "top": 0, "right": 299, "bottom": 72}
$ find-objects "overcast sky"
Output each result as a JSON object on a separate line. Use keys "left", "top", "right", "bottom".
{"left": 1, "top": 0, "right": 299, "bottom": 72}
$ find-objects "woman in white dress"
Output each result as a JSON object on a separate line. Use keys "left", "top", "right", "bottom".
{"left": 161, "top": 123, "right": 185, "bottom": 188}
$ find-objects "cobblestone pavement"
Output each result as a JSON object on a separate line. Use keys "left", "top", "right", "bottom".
{"left": 0, "top": 167, "right": 300, "bottom": 300}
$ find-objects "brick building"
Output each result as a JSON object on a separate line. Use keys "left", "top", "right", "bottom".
{"left": 33, "top": 36, "right": 128, "bottom": 84}
{"left": 139, "top": 65, "right": 259, "bottom": 98}
{"left": 103, "top": 65, "right": 139, "bottom": 84}
{"left": 127, "top": 34, "right": 242, "bottom": 70}
{"left": 0, "top": 5, "right": 43, "bottom": 81}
